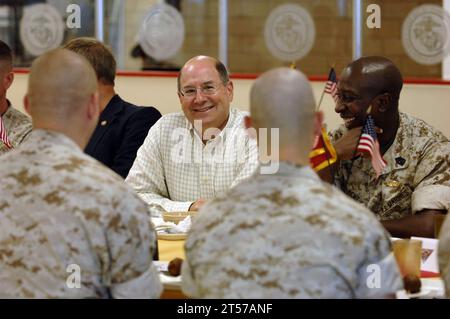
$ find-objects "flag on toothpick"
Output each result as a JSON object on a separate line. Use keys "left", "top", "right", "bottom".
{"left": 0, "top": 116, "right": 12, "bottom": 149}
{"left": 309, "top": 126, "right": 337, "bottom": 172}
{"left": 309, "top": 66, "right": 338, "bottom": 171}
{"left": 357, "top": 115, "right": 387, "bottom": 177}
{"left": 324, "top": 68, "right": 338, "bottom": 102}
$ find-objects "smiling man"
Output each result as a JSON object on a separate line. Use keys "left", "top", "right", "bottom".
{"left": 126, "top": 56, "right": 258, "bottom": 213}
{"left": 326, "top": 56, "right": 450, "bottom": 238}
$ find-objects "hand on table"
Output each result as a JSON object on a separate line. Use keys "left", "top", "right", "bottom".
{"left": 189, "top": 198, "right": 206, "bottom": 211}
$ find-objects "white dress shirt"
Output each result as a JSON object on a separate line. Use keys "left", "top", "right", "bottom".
{"left": 125, "top": 107, "right": 258, "bottom": 213}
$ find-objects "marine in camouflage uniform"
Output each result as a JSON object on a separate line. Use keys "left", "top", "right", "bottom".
{"left": 0, "top": 130, "right": 162, "bottom": 298}
{"left": 182, "top": 67, "right": 402, "bottom": 299}
{"left": 331, "top": 112, "right": 450, "bottom": 221}
{"left": 0, "top": 48, "right": 161, "bottom": 299}
{"left": 182, "top": 162, "right": 402, "bottom": 298}
{"left": 328, "top": 56, "right": 449, "bottom": 238}
{"left": 0, "top": 103, "right": 32, "bottom": 154}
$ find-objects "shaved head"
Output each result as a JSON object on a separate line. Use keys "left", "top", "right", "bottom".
{"left": 26, "top": 49, "right": 99, "bottom": 148}
{"left": 341, "top": 56, "right": 403, "bottom": 104}
{"left": 250, "top": 67, "right": 316, "bottom": 156}
{"left": 27, "top": 48, "right": 97, "bottom": 121}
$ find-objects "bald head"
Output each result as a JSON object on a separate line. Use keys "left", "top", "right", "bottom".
{"left": 27, "top": 48, "right": 97, "bottom": 120}
{"left": 342, "top": 56, "right": 403, "bottom": 104}
{"left": 177, "top": 55, "right": 229, "bottom": 92}
{"left": 250, "top": 67, "right": 316, "bottom": 154}
{"left": 26, "top": 49, "right": 99, "bottom": 148}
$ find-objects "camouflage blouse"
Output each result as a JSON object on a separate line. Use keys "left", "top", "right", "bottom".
{"left": 0, "top": 105, "right": 32, "bottom": 155}
{"left": 0, "top": 130, "right": 162, "bottom": 298}
{"left": 330, "top": 113, "right": 450, "bottom": 221}
{"left": 182, "top": 162, "right": 401, "bottom": 298}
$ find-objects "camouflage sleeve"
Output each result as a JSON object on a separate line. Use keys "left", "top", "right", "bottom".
{"left": 354, "top": 235, "right": 403, "bottom": 298}
{"left": 411, "top": 141, "right": 450, "bottom": 213}
{"left": 106, "top": 192, "right": 162, "bottom": 298}
{"left": 180, "top": 256, "right": 200, "bottom": 298}
{"left": 355, "top": 253, "right": 403, "bottom": 298}
{"left": 18, "top": 126, "right": 33, "bottom": 145}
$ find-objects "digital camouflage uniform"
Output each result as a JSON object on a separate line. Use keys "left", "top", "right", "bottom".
{"left": 438, "top": 216, "right": 450, "bottom": 297}
{"left": 0, "top": 105, "right": 32, "bottom": 155}
{"left": 330, "top": 113, "right": 450, "bottom": 221}
{"left": 182, "top": 162, "right": 402, "bottom": 298}
{"left": 0, "top": 130, "right": 162, "bottom": 298}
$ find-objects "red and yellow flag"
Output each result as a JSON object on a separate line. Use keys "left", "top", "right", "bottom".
{"left": 309, "top": 127, "right": 337, "bottom": 171}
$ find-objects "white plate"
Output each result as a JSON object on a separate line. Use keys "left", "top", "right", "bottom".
{"left": 396, "top": 278, "right": 445, "bottom": 299}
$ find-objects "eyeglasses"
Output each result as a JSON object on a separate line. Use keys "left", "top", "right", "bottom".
{"left": 179, "top": 82, "right": 224, "bottom": 97}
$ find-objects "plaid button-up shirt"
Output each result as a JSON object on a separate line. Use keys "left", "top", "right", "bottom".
{"left": 125, "top": 108, "right": 259, "bottom": 213}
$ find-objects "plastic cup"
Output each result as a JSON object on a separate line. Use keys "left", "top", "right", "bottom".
{"left": 392, "top": 239, "right": 422, "bottom": 277}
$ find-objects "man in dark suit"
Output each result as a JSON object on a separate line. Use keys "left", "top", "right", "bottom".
{"left": 65, "top": 38, "right": 161, "bottom": 178}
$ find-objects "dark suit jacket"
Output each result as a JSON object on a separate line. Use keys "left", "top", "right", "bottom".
{"left": 85, "top": 95, "right": 161, "bottom": 178}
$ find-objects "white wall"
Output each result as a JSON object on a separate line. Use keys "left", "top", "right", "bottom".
{"left": 8, "top": 72, "right": 450, "bottom": 138}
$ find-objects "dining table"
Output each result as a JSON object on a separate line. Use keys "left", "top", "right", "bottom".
{"left": 157, "top": 238, "right": 187, "bottom": 299}
{"left": 155, "top": 233, "right": 446, "bottom": 299}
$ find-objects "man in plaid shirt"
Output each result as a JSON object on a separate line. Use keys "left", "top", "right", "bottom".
{"left": 126, "top": 56, "right": 258, "bottom": 213}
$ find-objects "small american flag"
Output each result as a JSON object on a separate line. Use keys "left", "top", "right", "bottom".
{"left": 324, "top": 68, "right": 338, "bottom": 102}
{"left": 0, "top": 116, "right": 12, "bottom": 149}
{"left": 357, "top": 115, "right": 386, "bottom": 177}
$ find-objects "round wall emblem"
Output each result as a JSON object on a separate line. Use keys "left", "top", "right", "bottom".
{"left": 264, "top": 4, "right": 315, "bottom": 62}
{"left": 138, "top": 3, "right": 185, "bottom": 61}
{"left": 402, "top": 5, "right": 450, "bottom": 65}
{"left": 20, "top": 4, "right": 64, "bottom": 57}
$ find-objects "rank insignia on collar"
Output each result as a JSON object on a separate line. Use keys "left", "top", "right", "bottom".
{"left": 100, "top": 120, "right": 107, "bottom": 126}
{"left": 385, "top": 180, "right": 400, "bottom": 187}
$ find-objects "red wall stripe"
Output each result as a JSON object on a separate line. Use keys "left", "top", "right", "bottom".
{"left": 13, "top": 68, "right": 450, "bottom": 85}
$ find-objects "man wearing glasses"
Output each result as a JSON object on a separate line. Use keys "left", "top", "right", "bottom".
{"left": 126, "top": 56, "right": 258, "bottom": 213}
{"left": 325, "top": 56, "right": 450, "bottom": 238}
